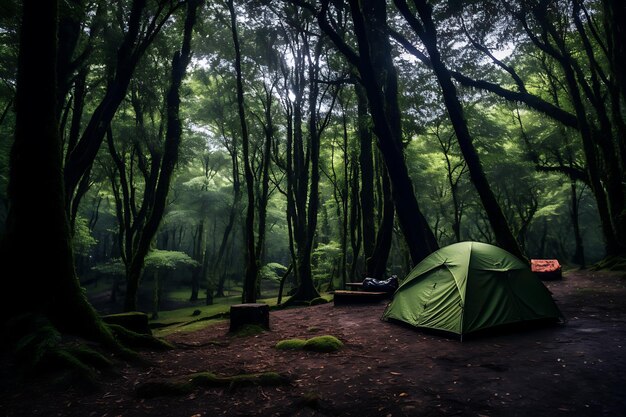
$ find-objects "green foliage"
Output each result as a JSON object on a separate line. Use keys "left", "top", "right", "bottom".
{"left": 144, "top": 250, "right": 199, "bottom": 270}
{"left": 72, "top": 216, "right": 97, "bottom": 256}
{"left": 92, "top": 250, "right": 198, "bottom": 277}
{"left": 91, "top": 259, "right": 125, "bottom": 275}
{"left": 312, "top": 241, "right": 341, "bottom": 285}
{"left": 259, "top": 262, "right": 289, "bottom": 282}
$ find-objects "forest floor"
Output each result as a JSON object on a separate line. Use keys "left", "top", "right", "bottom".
{"left": 2, "top": 268, "right": 626, "bottom": 417}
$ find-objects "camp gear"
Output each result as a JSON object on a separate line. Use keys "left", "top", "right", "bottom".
{"left": 531, "top": 259, "right": 562, "bottom": 280}
{"left": 382, "top": 242, "right": 562, "bottom": 336}
{"left": 362, "top": 275, "right": 398, "bottom": 293}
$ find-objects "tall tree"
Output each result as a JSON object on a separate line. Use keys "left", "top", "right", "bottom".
{"left": 318, "top": 0, "right": 439, "bottom": 267}
{"left": 1, "top": 0, "right": 118, "bottom": 349}
{"left": 119, "top": 0, "right": 202, "bottom": 311}
{"left": 392, "top": 0, "right": 526, "bottom": 261}
{"left": 227, "top": 0, "right": 258, "bottom": 304}
{"left": 63, "top": 0, "right": 183, "bottom": 223}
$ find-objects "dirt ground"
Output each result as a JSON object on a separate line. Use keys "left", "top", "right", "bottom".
{"left": 2, "top": 269, "right": 626, "bottom": 417}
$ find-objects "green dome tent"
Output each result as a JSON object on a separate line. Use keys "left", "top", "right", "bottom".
{"left": 382, "top": 242, "right": 562, "bottom": 337}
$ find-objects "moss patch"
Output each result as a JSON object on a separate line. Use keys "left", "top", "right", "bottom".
{"left": 275, "top": 338, "right": 307, "bottom": 350}
{"left": 230, "top": 324, "right": 267, "bottom": 338}
{"left": 275, "top": 335, "right": 343, "bottom": 353}
{"left": 309, "top": 297, "right": 328, "bottom": 306}
{"left": 303, "top": 335, "right": 343, "bottom": 352}
{"left": 107, "top": 324, "right": 174, "bottom": 350}
{"left": 135, "top": 371, "right": 290, "bottom": 398}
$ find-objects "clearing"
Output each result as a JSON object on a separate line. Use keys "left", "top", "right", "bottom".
{"left": 1, "top": 269, "right": 625, "bottom": 416}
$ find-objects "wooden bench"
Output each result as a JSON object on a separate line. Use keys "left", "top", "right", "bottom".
{"left": 333, "top": 290, "right": 390, "bottom": 305}
{"left": 344, "top": 282, "right": 364, "bottom": 289}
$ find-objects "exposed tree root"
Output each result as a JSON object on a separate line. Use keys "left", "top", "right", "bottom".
{"left": 107, "top": 323, "right": 175, "bottom": 351}
{"left": 591, "top": 256, "right": 626, "bottom": 272}
{"left": 7, "top": 314, "right": 116, "bottom": 389}
{"left": 135, "top": 371, "right": 290, "bottom": 398}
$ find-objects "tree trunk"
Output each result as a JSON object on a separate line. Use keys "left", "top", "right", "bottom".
{"left": 343, "top": 0, "right": 439, "bottom": 266}
{"left": 227, "top": 0, "right": 258, "bottom": 304}
{"left": 123, "top": 0, "right": 201, "bottom": 311}
{"left": 570, "top": 181, "right": 586, "bottom": 268}
{"left": 1, "top": 0, "right": 116, "bottom": 347}
{"left": 285, "top": 39, "right": 326, "bottom": 303}
{"left": 398, "top": 0, "right": 525, "bottom": 262}
{"left": 366, "top": 157, "right": 394, "bottom": 278}
{"left": 151, "top": 270, "right": 162, "bottom": 320}
{"left": 213, "top": 201, "right": 238, "bottom": 298}
{"left": 63, "top": 0, "right": 149, "bottom": 209}
{"left": 276, "top": 263, "right": 293, "bottom": 305}
{"left": 356, "top": 83, "right": 376, "bottom": 262}
{"left": 349, "top": 159, "right": 362, "bottom": 281}
{"left": 189, "top": 219, "right": 204, "bottom": 301}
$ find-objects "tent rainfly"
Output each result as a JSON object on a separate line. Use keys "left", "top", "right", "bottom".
{"left": 382, "top": 242, "right": 562, "bottom": 337}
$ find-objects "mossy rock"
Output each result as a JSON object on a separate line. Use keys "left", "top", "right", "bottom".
{"left": 275, "top": 335, "right": 343, "bottom": 353}
{"left": 309, "top": 297, "right": 328, "bottom": 306}
{"left": 275, "top": 338, "right": 307, "bottom": 350}
{"left": 303, "top": 335, "right": 343, "bottom": 353}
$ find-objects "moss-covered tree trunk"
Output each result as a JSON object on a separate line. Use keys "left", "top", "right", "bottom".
{"left": 1, "top": 0, "right": 116, "bottom": 346}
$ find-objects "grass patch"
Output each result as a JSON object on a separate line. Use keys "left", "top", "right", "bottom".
{"left": 150, "top": 295, "right": 276, "bottom": 337}
{"left": 275, "top": 335, "right": 343, "bottom": 353}
{"left": 151, "top": 293, "right": 333, "bottom": 338}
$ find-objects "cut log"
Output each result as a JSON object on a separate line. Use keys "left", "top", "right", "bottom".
{"left": 229, "top": 303, "right": 270, "bottom": 332}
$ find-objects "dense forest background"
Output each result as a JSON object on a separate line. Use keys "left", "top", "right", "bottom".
{"left": 0, "top": 0, "right": 624, "bottom": 332}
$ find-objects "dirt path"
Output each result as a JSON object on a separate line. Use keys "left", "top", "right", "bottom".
{"left": 2, "top": 269, "right": 626, "bottom": 416}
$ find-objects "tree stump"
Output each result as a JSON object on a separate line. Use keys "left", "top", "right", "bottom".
{"left": 229, "top": 303, "right": 270, "bottom": 332}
